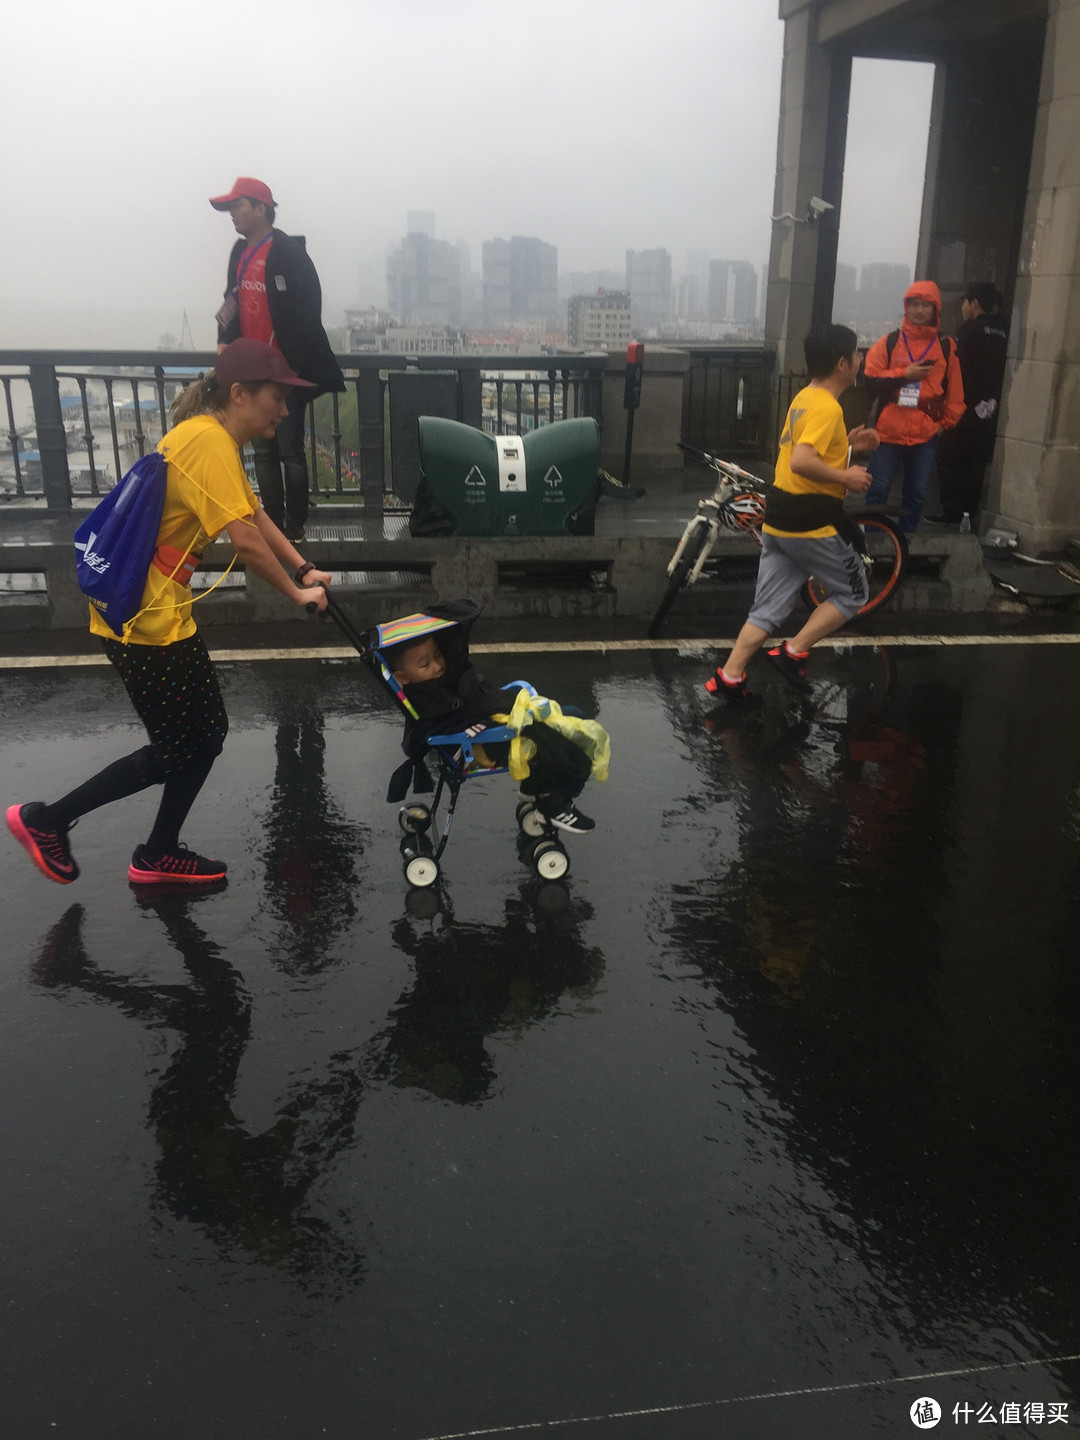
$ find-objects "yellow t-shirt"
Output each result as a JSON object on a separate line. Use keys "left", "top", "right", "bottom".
{"left": 763, "top": 383, "right": 848, "bottom": 539}
{"left": 88, "top": 414, "right": 259, "bottom": 646}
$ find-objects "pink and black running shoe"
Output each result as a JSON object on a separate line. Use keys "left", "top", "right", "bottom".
{"left": 128, "top": 844, "right": 227, "bottom": 886}
{"left": 6, "top": 802, "right": 80, "bottom": 884}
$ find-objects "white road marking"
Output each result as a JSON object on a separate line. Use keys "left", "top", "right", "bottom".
{"left": 4, "top": 632, "right": 1080, "bottom": 669}
{"left": 411, "top": 1350, "right": 1080, "bottom": 1439}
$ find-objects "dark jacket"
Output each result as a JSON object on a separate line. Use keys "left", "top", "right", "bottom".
{"left": 218, "top": 229, "right": 345, "bottom": 393}
{"left": 954, "top": 311, "right": 1009, "bottom": 428}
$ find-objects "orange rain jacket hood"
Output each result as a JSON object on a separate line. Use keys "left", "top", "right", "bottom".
{"left": 863, "top": 280, "right": 965, "bottom": 445}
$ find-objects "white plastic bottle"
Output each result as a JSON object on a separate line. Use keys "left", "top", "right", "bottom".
{"left": 959, "top": 512, "right": 971, "bottom": 533}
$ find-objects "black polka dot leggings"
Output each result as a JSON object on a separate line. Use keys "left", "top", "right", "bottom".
{"left": 42, "top": 631, "right": 229, "bottom": 853}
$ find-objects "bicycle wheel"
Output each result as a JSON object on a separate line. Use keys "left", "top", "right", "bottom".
{"left": 648, "top": 525, "right": 709, "bottom": 637}
{"left": 800, "top": 514, "right": 908, "bottom": 617}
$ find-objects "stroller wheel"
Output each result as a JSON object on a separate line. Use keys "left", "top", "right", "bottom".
{"left": 399, "top": 803, "right": 432, "bottom": 834}
{"left": 404, "top": 853, "right": 440, "bottom": 888}
{"left": 516, "top": 799, "right": 547, "bottom": 838}
{"left": 532, "top": 839, "right": 570, "bottom": 882}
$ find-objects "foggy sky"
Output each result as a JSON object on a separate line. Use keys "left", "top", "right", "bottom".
{"left": 0, "top": 0, "right": 934, "bottom": 349}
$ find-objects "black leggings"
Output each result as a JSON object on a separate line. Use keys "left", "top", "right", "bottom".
{"left": 42, "top": 632, "right": 228, "bottom": 852}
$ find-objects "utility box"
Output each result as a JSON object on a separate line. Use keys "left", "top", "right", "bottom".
{"left": 417, "top": 417, "right": 600, "bottom": 536}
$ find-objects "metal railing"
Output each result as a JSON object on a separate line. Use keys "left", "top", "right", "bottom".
{"left": 680, "top": 346, "right": 777, "bottom": 460}
{"left": 0, "top": 350, "right": 608, "bottom": 516}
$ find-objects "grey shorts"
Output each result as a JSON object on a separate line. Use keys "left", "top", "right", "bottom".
{"left": 747, "top": 532, "right": 869, "bottom": 632}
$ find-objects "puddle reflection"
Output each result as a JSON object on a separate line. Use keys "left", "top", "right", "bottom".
{"left": 372, "top": 883, "right": 604, "bottom": 1105}
{"left": 33, "top": 899, "right": 368, "bottom": 1294}
{"left": 262, "top": 711, "right": 368, "bottom": 975}
{"left": 649, "top": 644, "right": 1080, "bottom": 1354}
{"left": 30, "top": 878, "right": 603, "bottom": 1291}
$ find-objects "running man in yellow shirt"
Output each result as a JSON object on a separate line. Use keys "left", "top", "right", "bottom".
{"left": 706, "top": 324, "right": 879, "bottom": 702}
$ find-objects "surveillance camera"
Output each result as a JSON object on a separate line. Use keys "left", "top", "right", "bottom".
{"left": 808, "top": 196, "right": 834, "bottom": 217}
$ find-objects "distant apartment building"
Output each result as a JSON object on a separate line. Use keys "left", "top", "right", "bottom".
{"left": 345, "top": 308, "right": 466, "bottom": 353}
{"left": 833, "top": 261, "right": 858, "bottom": 322}
{"left": 558, "top": 269, "right": 625, "bottom": 307}
{"left": 859, "top": 262, "right": 911, "bottom": 327}
{"left": 707, "top": 259, "right": 758, "bottom": 323}
{"left": 626, "top": 248, "right": 673, "bottom": 328}
{"left": 482, "top": 235, "right": 558, "bottom": 327}
{"left": 567, "top": 291, "right": 632, "bottom": 349}
{"left": 406, "top": 210, "right": 435, "bottom": 239}
{"left": 386, "top": 229, "right": 462, "bottom": 326}
{"left": 683, "top": 248, "right": 709, "bottom": 321}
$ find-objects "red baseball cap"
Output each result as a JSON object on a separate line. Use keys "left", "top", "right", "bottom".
{"left": 215, "top": 339, "right": 315, "bottom": 389}
{"left": 209, "top": 177, "right": 276, "bottom": 211}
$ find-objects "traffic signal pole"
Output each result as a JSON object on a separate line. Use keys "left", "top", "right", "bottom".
{"left": 622, "top": 341, "right": 644, "bottom": 486}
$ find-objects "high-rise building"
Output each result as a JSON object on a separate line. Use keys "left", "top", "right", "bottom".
{"left": 567, "top": 291, "right": 632, "bottom": 349}
{"left": 859, "top": 262, "right": 912, "bottom": 327}
{"left": 707, "top": 260, "right": 725, "bottom": 323}
{"left": 386, "top": 230, "right": 462, "bottom": 326}
{"left": 456, "top": 240, "right": 478, "bottom": 325}
{"left": 729, "top": 262, "right": 758, "bottom": 322}
{"left": 833, "top": 262, "right": 858, "bottom": 322}
{"left": 559, "top": 270, "right": 625, "bottom": 306}
{"left": 707, "top": 259, "right": 758, "bottom": 323}
{"left": 406, "top": 211, "right": 436, "bottom": 239}
{"left": 682, "top": 248, "right": 709, "bottom": 321}
{"left": 482, "top": 235, "right": 558, "bottom": 327}
{"left": 626, "top": 248, "right": 673, "bottom": 328}
{"left": 481, "top": 239, "right": 512, "bottom": 328}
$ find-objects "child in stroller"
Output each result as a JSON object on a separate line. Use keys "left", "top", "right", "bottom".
{"left": 356, "top": 598, "right": 609, "bottom": 888}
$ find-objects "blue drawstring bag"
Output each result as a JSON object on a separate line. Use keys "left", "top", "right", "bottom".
{"left": 74, "top": 452, "right": 167, "bottom": 638}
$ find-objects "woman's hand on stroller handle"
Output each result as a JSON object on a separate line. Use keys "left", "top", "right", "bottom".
{"left": 298, "top": 566, "right": 331, "bottom": 614}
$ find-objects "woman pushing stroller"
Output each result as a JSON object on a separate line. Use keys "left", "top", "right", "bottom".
{"left": 6, "top": 338, "right": 331, "bottom": 888}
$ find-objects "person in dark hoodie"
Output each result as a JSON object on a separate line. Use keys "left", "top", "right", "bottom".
{"left": 211, "top": 177, "right": 345, "bottom": 543}
{"left": 928, "top": 282, "right": 1009, "bottom": 526}
{"left": 862, "top": 280, "right": 965, "bottom": 534}
{"left": 383, "top": 600, "right": 598, "bottom": 835}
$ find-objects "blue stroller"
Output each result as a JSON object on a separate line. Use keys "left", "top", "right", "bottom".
{"left": 324, "top": 596, "right": 576, "bottom": 889}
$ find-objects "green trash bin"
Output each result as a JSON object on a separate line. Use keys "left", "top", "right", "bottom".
{"left": 417, "top": 417, "right": 600, "bottom": 537}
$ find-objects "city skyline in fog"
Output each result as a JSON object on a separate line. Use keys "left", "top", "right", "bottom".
{"left": 0, "top": 0, "right": 935, "bottom": 349}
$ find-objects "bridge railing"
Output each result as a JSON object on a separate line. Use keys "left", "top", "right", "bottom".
{"left": 680, "top": 346, "right": 777, "bottom": 460}
{"left": 0, "top": 350, "right": 608, "bottom": 515}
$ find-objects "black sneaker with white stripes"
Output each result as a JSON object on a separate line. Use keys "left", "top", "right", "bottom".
{"left": 540, "top": 801, "right": 596, "bottom": 835}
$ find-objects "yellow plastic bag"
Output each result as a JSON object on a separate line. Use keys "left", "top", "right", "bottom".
{"left": 492, "top": 689, "right": 611, "bottom": 785}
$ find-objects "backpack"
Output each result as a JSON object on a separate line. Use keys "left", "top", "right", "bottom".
{"left": 865, "top": 330, "right": 953, "bottom": 426}
{"left": 74, "top": 452, "right": 167, "bottom": 639}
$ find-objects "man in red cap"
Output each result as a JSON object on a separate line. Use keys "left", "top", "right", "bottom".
{"left": 210, "top": 177, "right": 345, "bottom": 541}
{"left": 861, "top": 280, "right": 965, "bottom": 533}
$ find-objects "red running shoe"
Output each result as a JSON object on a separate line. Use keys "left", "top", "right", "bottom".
{"left": 128, "top": 843, "right": 227, "bottom": 885}
{"left": 766, "top": 643, "right": 811, "bottom": 692}
{"left": 6, "top": 802, "right": 80, "bottom": 884}
{"left": 704, "top": 669, "right": 760, "bottom": 706}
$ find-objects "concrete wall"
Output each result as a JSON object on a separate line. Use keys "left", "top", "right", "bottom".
{"left": 596, "top": 347, "right": 691, "bottom": 480}
{"left": 987, "top": 0, "right": 1080, "bottom": 551}
{"left": 916, "top": 27, "right": 1043, "bottom": 318}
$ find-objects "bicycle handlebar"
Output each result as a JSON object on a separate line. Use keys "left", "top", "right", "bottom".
{"left": 678, "top": 441, "right": 763, "bottom": 488}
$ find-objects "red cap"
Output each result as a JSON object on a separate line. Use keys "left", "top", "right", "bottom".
{"left": 215, "top": 339, "right": 315, "bottom": 389}
{"left": 209, "top": 177, "right": 276, "bottom": 211}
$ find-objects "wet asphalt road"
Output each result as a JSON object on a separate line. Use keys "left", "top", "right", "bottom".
{"left": 2, "top": 641, "right": 1079, "bottom": 1440}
